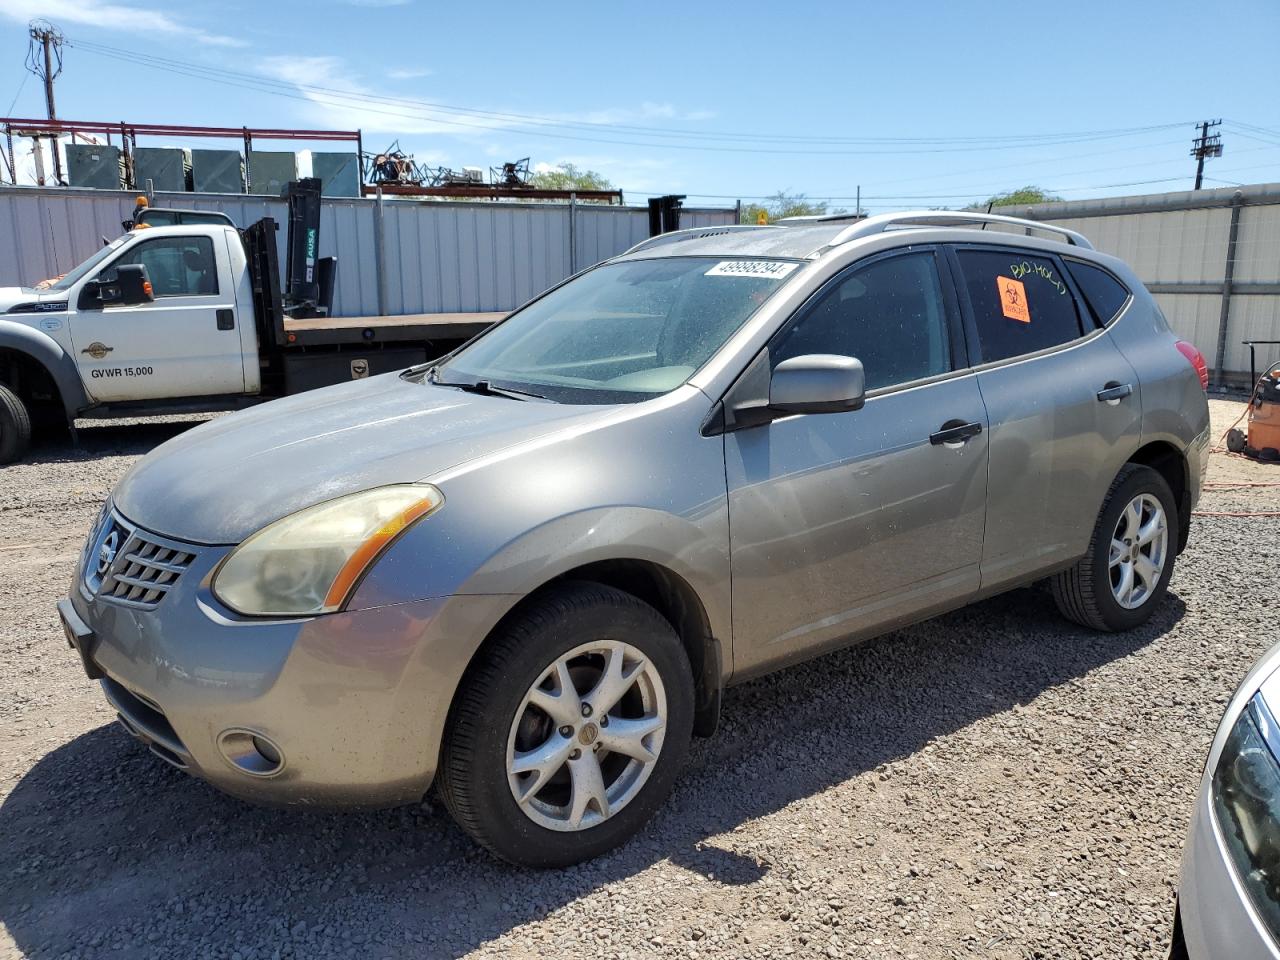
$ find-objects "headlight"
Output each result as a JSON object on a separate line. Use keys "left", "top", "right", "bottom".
{"left": 212, "top": 484, "right": 443, "bottom": 617}
{"left": 1212, "top": 695, "right": 1280, "bottom": 939}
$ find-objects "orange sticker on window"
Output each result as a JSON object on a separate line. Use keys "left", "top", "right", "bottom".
{"left": 996, "top": 275, "right": 1030, "bottom": 323}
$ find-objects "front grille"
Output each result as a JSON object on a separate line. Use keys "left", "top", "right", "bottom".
{"left": 85, "top": 511, "right": 197, "bottom": 609}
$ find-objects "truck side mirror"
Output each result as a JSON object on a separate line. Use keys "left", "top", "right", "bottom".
{"left": 112, "top": 264, "right": 154, "bottom": 305}
{"left": 89, "top": 264, "right": 154, "bottom": 308}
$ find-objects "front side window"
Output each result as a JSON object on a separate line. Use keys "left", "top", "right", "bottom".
{"left": 772, "top": 251, "right": 951, "bottom": 391}
{"left": 102, "top": 236, "right": 219, "bottom": 298}
{"left": 431, "top": 256, "right": 797, "bottom": 403}
{"left": 956, "top": 248, "right": 1085, "bottom": 363}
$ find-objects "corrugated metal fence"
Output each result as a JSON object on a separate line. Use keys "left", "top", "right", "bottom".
{"left": 0, "top": 186, "right": 737, "bottom": 318}
{"left": 999, "top": 183, "right": 1280, "bottom": 386}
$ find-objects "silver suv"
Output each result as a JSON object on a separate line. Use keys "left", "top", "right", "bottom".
{"left": 60, "top": 211, "right": 1211, "bottom": 867}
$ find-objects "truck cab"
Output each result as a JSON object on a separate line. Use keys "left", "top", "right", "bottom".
{"left": 0, "top": 179, "right": 497, "bottom": 464}
{"left": 1, "top": 223, "right": 262, "bottom": 412}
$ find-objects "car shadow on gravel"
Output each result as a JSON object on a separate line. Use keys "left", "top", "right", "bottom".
{"left": 0, "top": 586, "right": 1185, "bottom": 959}
{"left": 26, "top": 418, "right": 214, "bottom": 464}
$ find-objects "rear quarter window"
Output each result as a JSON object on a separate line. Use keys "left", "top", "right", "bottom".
{"left": 955, "top": 248, "right": 1085, "bottom": 364}
{"left": 1065, "top": 260, "right": 1131, "bottom": 327}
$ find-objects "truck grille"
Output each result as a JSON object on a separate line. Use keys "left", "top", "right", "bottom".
{"left": 85, "top": 510, "right": 197, "bottom": 609}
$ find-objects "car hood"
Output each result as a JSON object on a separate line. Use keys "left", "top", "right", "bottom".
{"left": 112, "top": 372, "right": 614, "bottom": 544}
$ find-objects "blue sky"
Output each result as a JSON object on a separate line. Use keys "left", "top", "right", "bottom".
{"left": 2, "top": 0, "right": 1279, "bottom": 210}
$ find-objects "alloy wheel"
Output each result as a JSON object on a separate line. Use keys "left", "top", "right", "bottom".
{"left": 1109, "top": 493, "right": 1168, "bottom": 610}
{"left": 506, "top": 639, "right": 667, "bottom": 832}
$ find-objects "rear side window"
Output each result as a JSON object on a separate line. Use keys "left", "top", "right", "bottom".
{"left": 956, "top": 249, "right": 1084, "bottom": 364}
{"left": 1065, "top": 260, "right": 1131, "bottom": 327}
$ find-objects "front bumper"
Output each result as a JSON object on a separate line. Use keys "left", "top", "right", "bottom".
{"left": 63, "top": 541, "right": 516, "bottom": 808}
{"left": 1178, "top": 779, "right": 1280, "bottom": 960}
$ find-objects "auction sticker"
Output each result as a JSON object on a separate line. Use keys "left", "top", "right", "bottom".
{"left": 705, "top": 260, "right": 799, "bottom": 279}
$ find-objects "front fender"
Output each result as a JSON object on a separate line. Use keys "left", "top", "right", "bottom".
{"left": 347, "top": 391, "right": 732, "bottom": 648}
{"left": 0, "top": 321, "right": 89, "bottom": 418}
{"left": 351, "top": 504, "right": 732, "bottom": 650}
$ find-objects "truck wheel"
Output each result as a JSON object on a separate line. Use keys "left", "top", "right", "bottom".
{"left": 439, "top": 581, "right": 694, "bottom": 867}
{"left": 0, "top": 383, "right": 31, "bottom": 465}
{"left": 1051, "top": 464, "right": 1177, "bottom": 632}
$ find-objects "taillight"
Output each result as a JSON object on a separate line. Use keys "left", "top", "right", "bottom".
{"left": 1176, "top": 340, "right": 1209, "bottom": 391}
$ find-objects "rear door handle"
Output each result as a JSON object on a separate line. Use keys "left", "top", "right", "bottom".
{"left": 1096, "top": 382, "right": 1133, "bottom": 404}
{"left": 216, "top": 308, "right": 235, "bottom": 331}
{"left": 930, "top": 419, "right": 983, "bottom": 446}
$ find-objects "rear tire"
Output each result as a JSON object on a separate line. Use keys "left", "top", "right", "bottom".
{"left": 1052, "top": 464, "right": 1177, "bottom": 632}
{"left": 439, "top": 581, "right": 694, "bottom": 868}
{"left": 0, "top": 383, "right": 32, "bottom": 465}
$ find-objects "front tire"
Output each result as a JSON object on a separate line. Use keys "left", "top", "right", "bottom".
{"left": 0, "top": 383, "right": 32, "bottom": 465}
{"left": 439, "top": 581, "right": 694, "bottom": 867}
{"left": 1052, "top": 464, "right": 1177, "bottom": 632}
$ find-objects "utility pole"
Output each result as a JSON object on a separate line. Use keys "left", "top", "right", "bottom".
{"left": 26, "top": 20, "right": 65, "bottom": 185}
{"left": 1190, "top": 119, "right": 1223, "bottom": 190}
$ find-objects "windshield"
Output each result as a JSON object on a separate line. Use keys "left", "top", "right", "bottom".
{"left": 430, "top": 256, "right": 798, "bottom": 403}
{"left": 42, "top": 235, "right": 135, "bottom": 292}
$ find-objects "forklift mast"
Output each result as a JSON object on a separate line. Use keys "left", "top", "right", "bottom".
{"left": 242, "top": 178, "right": 338, "bottom": 352}
{"left": 284, "top": 178, "right": 323, "bottom": 315}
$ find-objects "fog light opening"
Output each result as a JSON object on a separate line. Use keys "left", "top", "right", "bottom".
{"left": 217, "top": 729, "right": 286, "bottom": 777}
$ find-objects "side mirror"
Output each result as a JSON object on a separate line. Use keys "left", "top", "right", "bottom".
{"left": 99, "top": 264, "right": 154, "bottom": 307}
{"left": 769, "top": 354, "right": 865, "bottom": 415}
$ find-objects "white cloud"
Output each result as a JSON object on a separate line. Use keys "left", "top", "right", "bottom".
{"left": 258, "top": 56, "right": 513, "bottom": 137}
{"left": 387, "top": 66, "right": 433, "bottom": 80}
{"left": 579, "top": 101, "right": 714, "bottom": 125}
{"left": 0, "top": 0, "right": 246, "bottom": 46}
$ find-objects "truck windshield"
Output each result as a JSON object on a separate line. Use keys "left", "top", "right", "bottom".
{"left": 43, "top": 235, "right": 134, "bottom": 292}
{"left": 429, "top": 256, "right": 799, "bottom": 404}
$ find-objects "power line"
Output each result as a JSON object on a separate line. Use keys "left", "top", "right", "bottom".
{"left": 64, "top": 37, "right": 1193, "bottom": 156}
{"left": 67, "top": 37, "right": 1189, "bottom": 147}
{"left": 4, "top": 72, "right": 28, "bottom": 117}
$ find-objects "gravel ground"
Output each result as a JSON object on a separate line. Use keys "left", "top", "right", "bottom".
{"left": 2, "top": 399, "right": 1278, "bottom": 960}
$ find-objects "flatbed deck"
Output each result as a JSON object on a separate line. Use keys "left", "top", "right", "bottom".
{"left": 282, "top": 311, "right": 506, "bottom": 347}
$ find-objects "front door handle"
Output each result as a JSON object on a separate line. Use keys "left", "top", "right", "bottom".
{"left": 216, "top": 308, "right": 235, "bottom": 331}
{"left": 930, "top": 419, "right": 983, "bottom": 446}
{"left": 1096, "top": 382, "right": 1133, "bottom": 405}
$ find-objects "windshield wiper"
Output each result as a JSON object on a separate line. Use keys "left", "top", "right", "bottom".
{"left": 429, "top": 375, "right": 546, "bottom": 401}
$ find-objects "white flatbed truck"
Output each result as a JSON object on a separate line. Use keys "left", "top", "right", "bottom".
{"left": 0, "top": 181, "right": 502, "bottom": 463}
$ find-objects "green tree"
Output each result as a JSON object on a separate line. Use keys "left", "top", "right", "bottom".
{"left": 740, "top": 191, "right": 846, "bottom": 224}
{"left": 529, "top": 162, "right": 614, "bottom": 192}
{"left": 984, "top": 186, "right": 1062, "bottom": 207}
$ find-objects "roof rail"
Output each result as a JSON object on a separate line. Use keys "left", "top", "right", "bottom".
{"left": 774, "top": 213, "right": 867, "bottom": 226}
{"left": 823, "top": 210, "right": 1093, "bottom": 251}
{"left": 623, "top": 224, "right": 778, "bottom": 256}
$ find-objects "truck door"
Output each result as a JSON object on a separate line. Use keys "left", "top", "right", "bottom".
{"left": 68, "top": 233, "right": 245, "bottom": 402}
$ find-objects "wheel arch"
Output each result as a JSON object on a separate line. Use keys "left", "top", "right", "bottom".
{"left": 1125, "top": 440, "right": 1190, "bottom": 553}
{"left": 454, "top": 559, "right": 724, "bottom": 741}
{"left": 0, "top": 324, "right": 88, "bottom": 421}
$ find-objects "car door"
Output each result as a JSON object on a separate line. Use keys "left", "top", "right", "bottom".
{"left": 946, "top": 244, "right": 1142, "bottom": 591}
{"left": 68, "top": 233, "right": 244, "bottom": 402}
{"left": 725, "top": 247, "right": 990, "bottom": 678}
